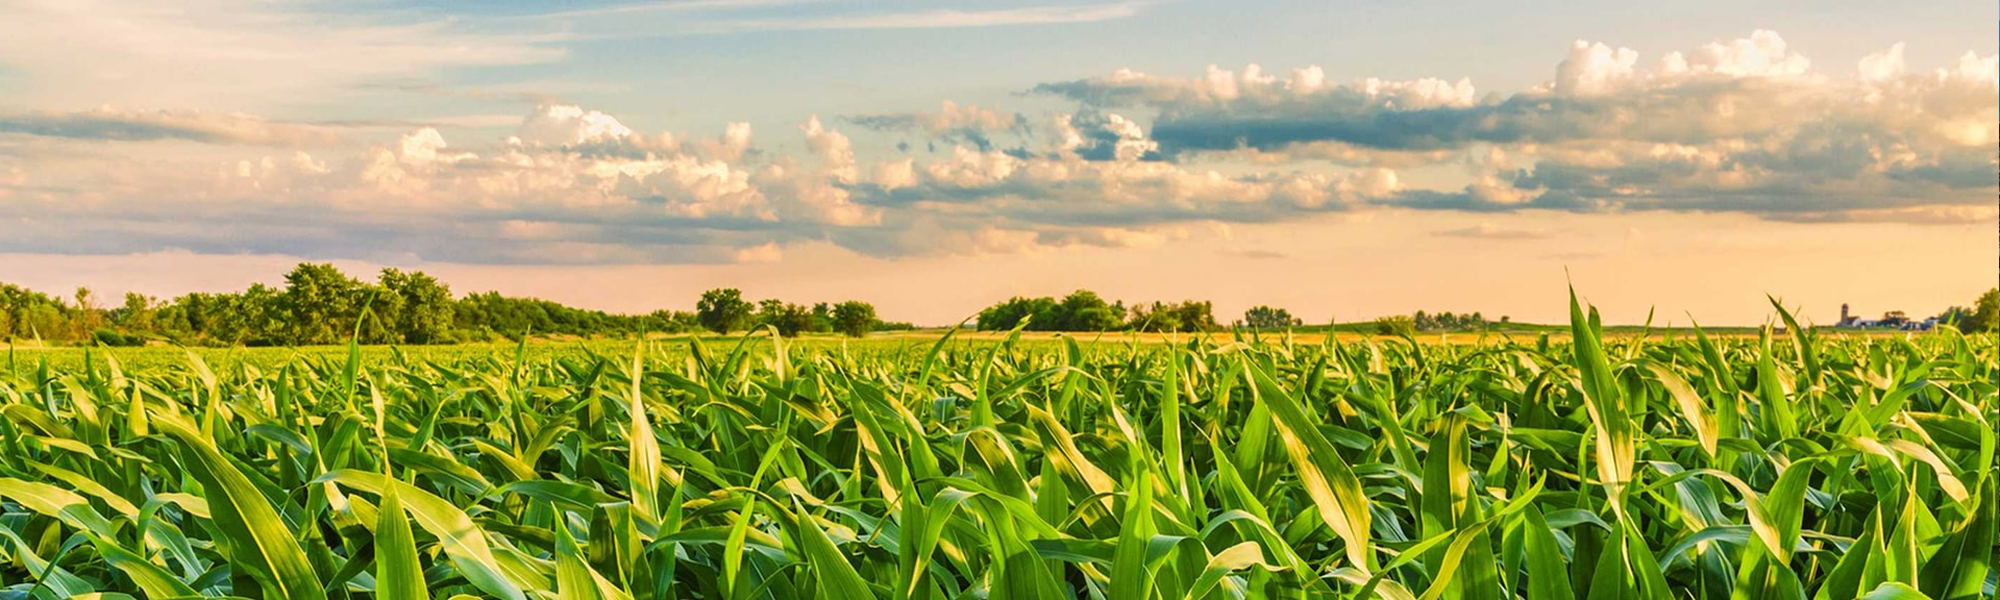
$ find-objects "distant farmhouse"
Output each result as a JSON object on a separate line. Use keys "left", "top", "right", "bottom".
{"left": 1835, "top": 304, "right": 1937, "bottom": 331}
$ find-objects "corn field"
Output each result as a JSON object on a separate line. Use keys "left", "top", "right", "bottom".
{"left": 0, "top": 293, "right": 1992, "bottom": 600}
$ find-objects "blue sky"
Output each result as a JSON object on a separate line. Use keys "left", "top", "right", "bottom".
{"left": 0, "top": 0, "right": 1993, "bottom": 324}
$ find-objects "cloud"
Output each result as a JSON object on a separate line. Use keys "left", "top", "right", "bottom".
{"left": 733, "top": 241, "right": 785, "bottom": 263}
{"left": 0, "top": 99, "right": 1413, "bottom": 263}
{"left": 844, "top": 141, "right": 1399, "bottom": 241}
{"left": 1225, "top": 248, "right": 1291, "bottom": 260}
{"left": 2, "top": 29, "right": 1992, "bottom": 266}
{"left": 0, "top": 108, "right": 340, "bottom": 146}
{"left": 1033, "top": 31, "right": 1997, "bottom": 223}
{"left": 517, "top": 105, "right": 637, "bottom": 147}
{"left": 0, "top": 107, "right": 858, "bottom": 264}
{"left": 1433, "top": 223, "right": 1552, "bottom": 240}
{"left": 1760, "top": 204, "right": 2000, "bottom": 226}
{"left": 846, "top": 101, "right": 1028, "bottom": 151}
{"left": 849, "top": 101, "right": 1026, "bottom": 135}
{"left": 1053, "top": 111, "right": 1163, "bottom": 162}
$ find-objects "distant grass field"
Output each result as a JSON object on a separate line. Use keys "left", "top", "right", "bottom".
{"left": 0, "top": 324, "right": 1929, "bottom": 374}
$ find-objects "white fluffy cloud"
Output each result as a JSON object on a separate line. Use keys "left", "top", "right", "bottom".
{"left": 0, "top": 107, "right": 866, "bottom": 263}
{"left": 517, "top": 105, "right": 635, "bottom": 147}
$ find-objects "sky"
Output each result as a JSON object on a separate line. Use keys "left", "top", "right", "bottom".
{"left": 0, "top": 0, "right": 1994, "bottom": 326}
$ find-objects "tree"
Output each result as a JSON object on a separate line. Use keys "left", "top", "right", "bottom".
{"left": 697, "top": 288, "right": 755, "bottom": 334}
{"left": 975, "top": 298, "right": 1024, "bottom": 331}
{"left": 163, "top": 283, "right": 287, "bottom": 346}
{"left": 1938, "top": 306, "right": 1973, "bottom": 327}
{"left": 642, "top": 309, "right": 702, "bottom": 333}
{"left": 380, "top": 269, "right": 455, "bottom": 344}
{"left": 1130, "top": 300, "right": 1215, "bottom": 333}
{"left": 756, "top": 298, "right": 786, "bottom": 329}
{"left": 1243, "top": 305, "right": 1300, "bottom": 330}
{"left": 1127, "top": 302, "right": 1180, "bottom": 332}
{"left": 831, "top": 301, "right": 878, "bottom": 337}
{"left": 1168, "top": 300, "right": 1217, "bottom": 332}
{"left": 1404, "top": 309, "right": 1488, "bottom": 332}
{"left": 758, "top": 300, "right": 816, "bottom": 337}
{"left": 1056, "top": 290, "right": 1122, "bottom": 331}
{"left": 112, "top": 292, "right": 158, "bottom": 334}
{"left": 70, "top": 287, "right": 102, "bottom": 340}
{"left": 357, "top": 281, "right": 404, "bottom": 344}
{"left": 810, "top": 302, "right": 835, "bottom": 333}
{"left": 0, "top": 283, "right": 72, "bottom": 342}
{"left": 978, "top": 296, "right": 1054, "bottom": 331}
{"left": 279, "top": 263, "right": 367, "bottom": 345}
{"left": 1375, "top": 315, "right": 1416, "bottom": 336}
{"left": 1966, "top": 288, "right": 1999, "bottom": 333}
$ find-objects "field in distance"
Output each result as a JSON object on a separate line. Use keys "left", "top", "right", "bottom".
{"left": 0, "top": 321, "right": 1919, "bottom": 373}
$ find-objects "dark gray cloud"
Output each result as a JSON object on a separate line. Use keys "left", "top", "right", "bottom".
{"left": 1041, "top": 78, "right": 1852, "bottom": 158}
{"left": 1225, "top": 248, "right": 1291, "bottom": 260}
{"left": 0, "top": 197, "right": 805, "bottom": 264}
{"left": 0, "top": 109, "right": 339, "bottom": 146}
{"left": 1885, "top": 155, "right": 1996, "bottom": 189}
{"left": 845, "top": 102, "right": 1029, "bottom": 152}
{"left": 1385, "top": 188, "right": 1606, "bottom": 213}
{"left": 1433, "top": 224, "right": 1553, "bottom": 240}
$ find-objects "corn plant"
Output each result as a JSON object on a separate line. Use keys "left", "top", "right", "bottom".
{"left": 0, "top": 292, "right": 1992, "bottom": 600}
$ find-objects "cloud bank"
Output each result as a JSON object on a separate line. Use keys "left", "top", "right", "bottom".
{"left": 1034, "top": 31, "right": 1997, "bottom": 220}
{"left": 0, "top": 30, "right": 1991, "bottom": 264}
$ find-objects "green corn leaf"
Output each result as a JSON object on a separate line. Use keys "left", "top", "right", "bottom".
{"left": 375, "top": 480, "right": 428, "bottom": 600}
{"left": 793, "top": 501, "right": 878, "bottom": 599}
{"left": 314, "top": 470, "right": 530, "bottom": 600}
{"left": 1243, "top": 358, "right": 1373, "bottom": 572}
{"left": 1522, "top": 506, "right": 1576, "bottom": 600}
{"left": 629, "top": 341, "right": 663, "bottom": 524}
{"left": 155, "top": 414, "right": 328, "bottom": 600}
{"left": 1859, "top": 582, "right": 1935, "bottom": 600}
{"left": 1110, "top": 464, "right": 1157, "bottom": 600}
{"left": 555, "top": 514, "right": 632, "bottom": 600}
{"left": 1918, "top": 483, "right": 1994, "bottom": 600}
{"left": 89, "top": 533, "right": 201, "bottom": 599}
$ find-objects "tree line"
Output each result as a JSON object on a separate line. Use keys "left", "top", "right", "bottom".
{"left": 1938, "top": 288, "right": 2000, "bottom": 332}
{"left": 0, "top": 263, "right": 906, "bottom": 347}
{"left": 5, "top": 266, "right": 1993, "bottom": 347}
{"left": 972, "top": 291, "right": 1314, "bottom": 333}
{"left": 973, "top": 291, "right": 1221, "bottom": 333}
{"left": 1371, "top": 310, "right": 1504, "bottom": 336}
